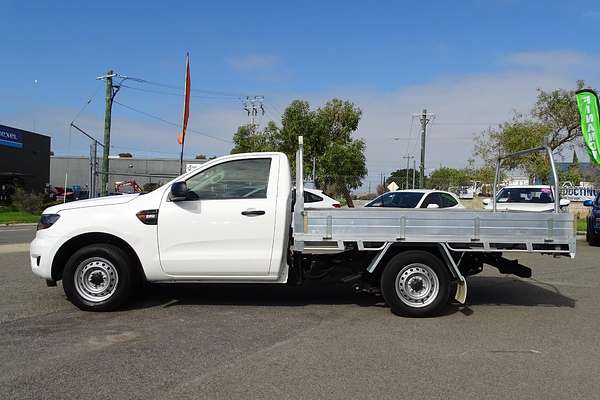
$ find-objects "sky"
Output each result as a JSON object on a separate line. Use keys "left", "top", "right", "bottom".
{"left": 2, "top": 0, "right": 600, "bottom": 189}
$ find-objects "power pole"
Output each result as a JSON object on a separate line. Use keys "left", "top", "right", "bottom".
{"left": 417, "top": 109, "right": 434, "bottom": 188}
{"left": 412, "top": 159, "right": 416, "bottom": 189}
{"left": 70, "top": 123, "right": 103, "bottom": 199}
{"left": 101, "top": 71, "right": 113, "bottom": 196}
{"left": 97, "top": 70, "right": 120, "bottom": 196}
{"left": 401, "top": 155, "right": 414, "bottom": 189}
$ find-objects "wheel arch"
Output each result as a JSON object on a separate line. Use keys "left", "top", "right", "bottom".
{"left": 51, "top": 232, "right": 145, "bottom": 282}
{"left": 367, "top": 242, "right": 459, "bottom": 279}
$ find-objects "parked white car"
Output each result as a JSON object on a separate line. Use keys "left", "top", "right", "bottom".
{"left": 482, "top": 185, "right": 570, "bottom": 212}
{"left": 304, "top": 188, "right": 341, "bottom": 208}
{"left": 365, "top": 190, "right": 464, "bottom": 209}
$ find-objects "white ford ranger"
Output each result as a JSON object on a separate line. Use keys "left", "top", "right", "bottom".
{"left": 30, "top": 138, "right": 575, "bottom": 317}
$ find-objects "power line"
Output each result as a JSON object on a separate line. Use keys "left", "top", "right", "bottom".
{"left": 431, "top": 122, "right": 502, "bottom": 126}
{"left": 113, "top": 100, "right": 231, "bottom": 143}
{"left": 69, "top": 82, "right": 103, "bottom": 124}
{"left": 120, "top": 83, "right": 244, "bottom": 101}
{"left": 115, "top": 74, "right": 252, "bottom": 98}
{"left": 381, "top": 135, "right": 477, "bottom": 141}
{"left": 262, "top": 103, "right": 281, "bottom": 122}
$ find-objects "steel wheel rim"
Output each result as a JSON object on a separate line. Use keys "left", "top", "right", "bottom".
{"left": 395, "top": 263, "right": 439, "bottom": 308}
{"left": 74, "top": 257, "right": 119, "bottom": 303}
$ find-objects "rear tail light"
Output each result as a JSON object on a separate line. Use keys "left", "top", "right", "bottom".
{"left": 333, "top": 203, "right": 342, "bottom": 208}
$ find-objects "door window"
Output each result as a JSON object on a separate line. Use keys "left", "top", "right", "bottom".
{"left": 440, "top": 193, "right": 458, "bottom": 208}
{"left": 304, "top": 192, "right": 323, "bottom": 203}
{"left": 420, "top": 193, "right": 442, "bottom": 208}
{"left": 185, "top": 158, "right": 271, "bottom": 200}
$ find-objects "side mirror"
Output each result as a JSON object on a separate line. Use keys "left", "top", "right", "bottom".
{"left": 482, "top": 198, "right": 491, "bottom": 205}
{"left": 583, "top": 199, "right": 593, "bottom": 207}
{"left": 559, "top": 199, "right": 570, "bottom": 207}
{"left": 426, "top": 203, "right": 440, "bottom": 209}
{"left": 169, "top": 181, "right": 188, "bottom": 202}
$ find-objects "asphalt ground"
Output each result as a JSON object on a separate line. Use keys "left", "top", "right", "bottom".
{"left": 1, "top": 233, "right": 599, "bottom": 400}
{"left": 0, "top": 225, "right": 36, "bottom": 245}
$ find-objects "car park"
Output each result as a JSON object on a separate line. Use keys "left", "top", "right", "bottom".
{"left": 364, "top": 189, "right": 463, "bottom": 209}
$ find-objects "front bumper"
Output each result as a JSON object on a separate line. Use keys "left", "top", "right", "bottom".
{"left": 30, "top": 233, "right": 58, "bottom": 280}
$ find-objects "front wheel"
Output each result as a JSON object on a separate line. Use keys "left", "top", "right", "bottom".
{"left": 380, "top": 250, "right": 451, "bottom": 317}
{"left": 62, "top": 244, "right": 134, "bottom": 311}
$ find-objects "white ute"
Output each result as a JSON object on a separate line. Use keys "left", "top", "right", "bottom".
{"left": 30, "top": 138, "right": 576, "bottom": 317}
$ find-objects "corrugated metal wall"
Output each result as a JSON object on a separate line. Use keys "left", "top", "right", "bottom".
{"left": 50, "top": 156, "right": 207, "bottom": 190}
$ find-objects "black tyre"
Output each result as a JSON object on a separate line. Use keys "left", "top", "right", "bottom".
{"left": 590, "top": 226, "right": 600, "bottom": 247}
{"left": 380, "top": 250, "right": 451, "bottom": 317}
{"left": 63, "top": 244, "right": 134, "bottom": 311}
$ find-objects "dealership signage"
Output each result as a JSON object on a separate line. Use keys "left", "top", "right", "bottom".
{"left": 560, "top": 186, "right": 598, "bottom": 202}
{"left": 0, "top": 127, "right": 23, "bottom": 149}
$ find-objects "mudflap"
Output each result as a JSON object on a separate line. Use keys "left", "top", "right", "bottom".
{"left": 455, "top": 278, "right": 467, "bottom": 304}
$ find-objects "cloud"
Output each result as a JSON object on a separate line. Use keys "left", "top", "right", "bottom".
{"left": 502, "top": 50, "right": 600, "bottom": 70}
{"left": 228, "top": 53, "right": 291, "bottom": 82}
{"left": 228, "top": 54, "right": 280, "bottom": 72}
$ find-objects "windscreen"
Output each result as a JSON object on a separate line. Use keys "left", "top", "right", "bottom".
{"left": 366, "top": 192, "right": 424, "bottom": 208}
{"left": 496, "top": 187, "right": 554, "bottom": 204}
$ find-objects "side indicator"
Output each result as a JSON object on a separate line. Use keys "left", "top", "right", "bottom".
{"left": 136, "top": 209, "right": 159, "bottom": 225}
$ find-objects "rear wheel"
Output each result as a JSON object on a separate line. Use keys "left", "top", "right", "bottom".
{"left": 63, "top": 244, "right": 134, "bottom": 311}
{"left": 380, "top": 250, "right": 450, "bottom": 317}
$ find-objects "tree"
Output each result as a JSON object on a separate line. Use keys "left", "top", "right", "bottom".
{"left": 474, "top": 81, "right": 589, "bottom": 182}
{"left": 559, "top": 165, "right": 581, "bottom": 186}
{"left": 376, "top": 184, "right": 388, "bottom": 195}
{"left": 313, "top": 100, "right": 366, "bottom": 207}
{"left": 317, "top": 139, "right": 367, "bottom": 207}
{"left": 231, "top": 121, "right": 280, "bottom": 154}
{"left": 428, "top": 167, "right": 472, "bottom": 190}
{"left": 231, "top": 99, "right": 368, "bottom": 207}
{"left": 386, "top": 168, "right": 421, "bottom": 189}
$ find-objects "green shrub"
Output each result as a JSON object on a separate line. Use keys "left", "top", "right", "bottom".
{"left": 11, "top": 187, "right": 46, "bottom": 214}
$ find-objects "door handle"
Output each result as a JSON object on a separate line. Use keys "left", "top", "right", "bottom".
{"left": 241, "top": 210, "right": 266, "bottom": 216}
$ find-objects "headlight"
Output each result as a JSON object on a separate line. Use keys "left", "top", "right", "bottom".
{"left": 37, "top": 214, "right": 60, "bottom": 231}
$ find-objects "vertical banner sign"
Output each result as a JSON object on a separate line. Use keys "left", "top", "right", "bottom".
{"left": 178, "top": 53, "right": 191, "bottom": 174}
{"left": 576, "top": 89, "right": 600, "bottom": 164}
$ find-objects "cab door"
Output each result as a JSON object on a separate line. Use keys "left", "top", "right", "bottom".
{"left": 157, "top": 156, "right": 278, "bottom": 277}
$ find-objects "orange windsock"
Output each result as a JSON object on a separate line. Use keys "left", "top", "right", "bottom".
{"left": 178, "top": 53, "right": 191, "bottom": 145}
